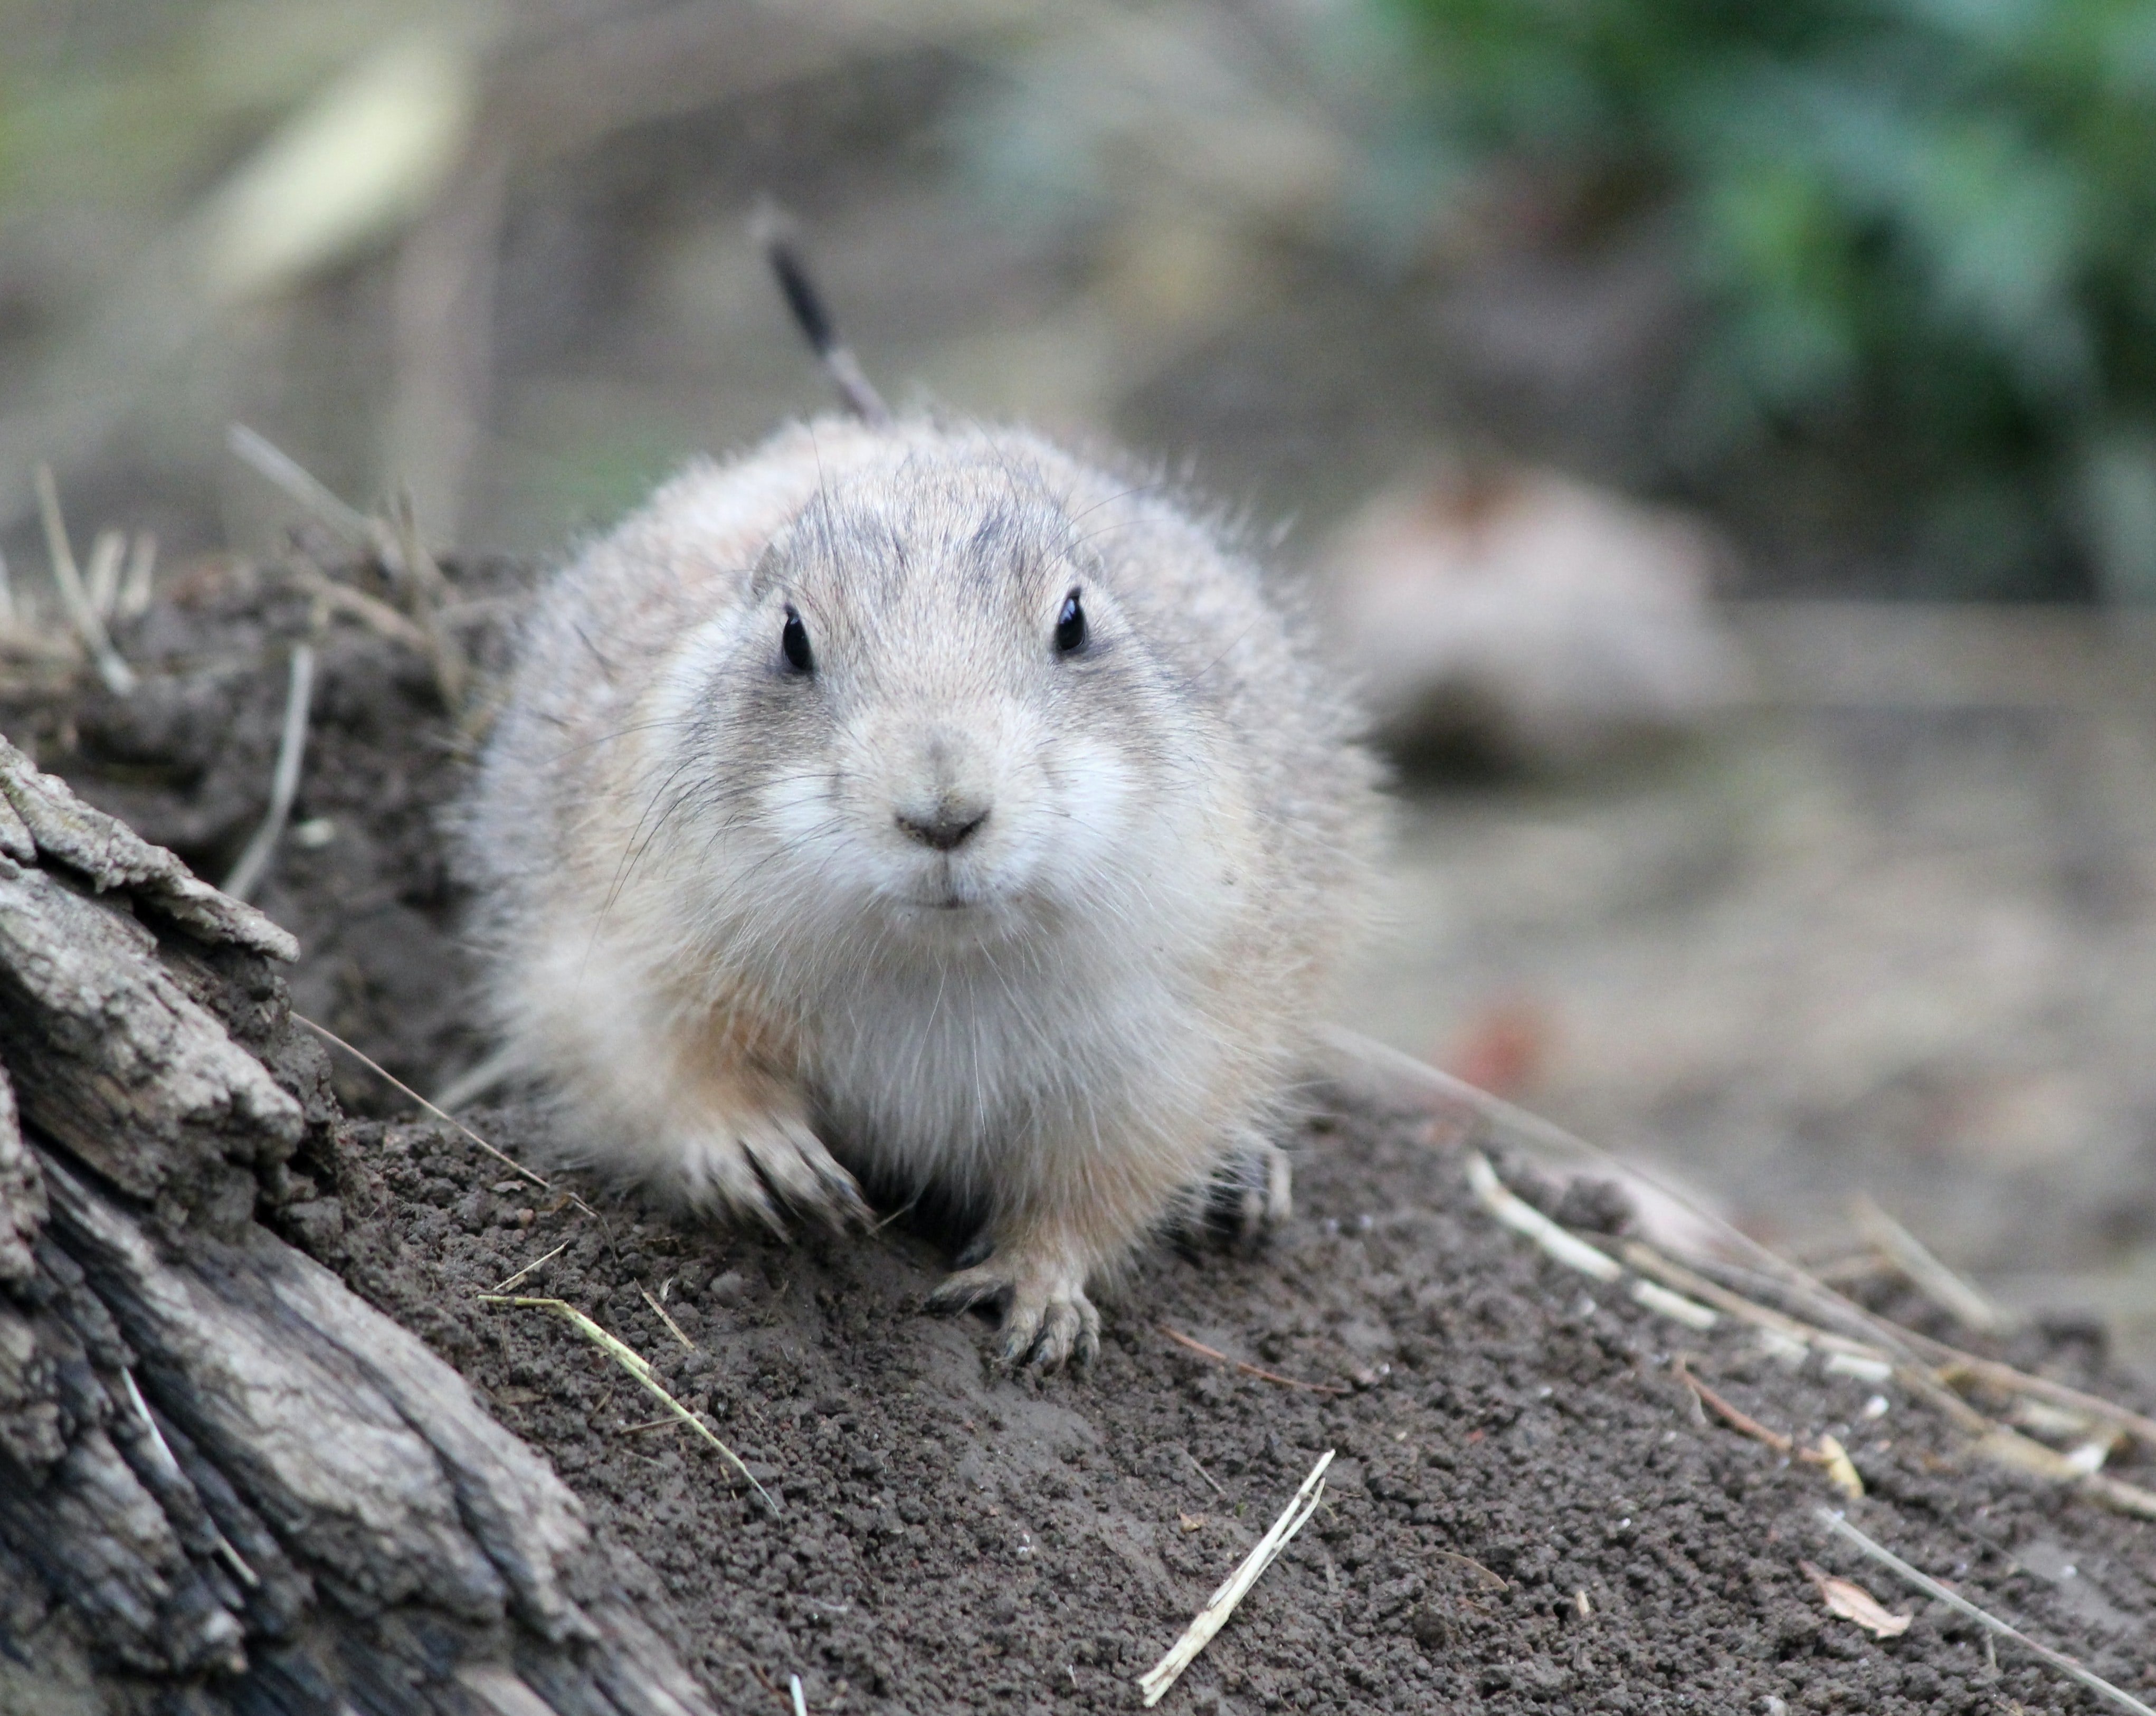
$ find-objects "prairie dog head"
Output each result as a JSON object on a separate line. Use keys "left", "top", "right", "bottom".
{"left": 639, "top": 440, "right": 1226, "bottom": 983}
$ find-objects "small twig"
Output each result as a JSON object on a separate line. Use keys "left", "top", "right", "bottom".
{"left": 222, "top": 642, "right": 315, "bottom": 903}
{"left": 1139, "top": 1449, "right": 1333, "bottom": 1706}
{"left": 1851, "top": 1193, "right": 2003, "bottom": 1332}
{"left": 34, "top": 464, "right": 134, "bottom": 694}
{"left": 641, "top": 1286, "right": 695, "bottom": 1351}
{"left": 1183, "top": 1447, "right": 1228, "bottom": 1500}
{"left": 490, "top": 1239, "right": 569, "bottom": 1294}
{"left": 1672, "top": 1356, "right": 1792, "bottom": 1455}
{"left": 480, "top": 1295, "right": 777, "bottom": 1512}
{"left": 1160, "top": 1324, "right": 1347, "bottom": 1395}
{"left": 1815, "top": 1509, "right": 2155, "bottom": 1716}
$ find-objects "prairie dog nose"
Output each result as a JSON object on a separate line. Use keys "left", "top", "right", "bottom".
{"left": 896, "top": 800, "right": 990, "bottom": 851}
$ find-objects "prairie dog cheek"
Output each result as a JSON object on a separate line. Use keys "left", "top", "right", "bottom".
{"left": 1027, "top": 735, "right": 1136, "bottom": 894}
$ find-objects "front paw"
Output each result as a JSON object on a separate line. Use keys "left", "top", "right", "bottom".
{"left": 677, "top": 1106, "right": 870, "bottom": 1233}
{"left": 926, "top": 1254, "right": 1100, "bottom": 1371}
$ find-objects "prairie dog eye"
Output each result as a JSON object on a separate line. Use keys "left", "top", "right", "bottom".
{"left": 781, "top": 604, "right": 813, "bottom": 674}
{"left": 1054, "top": 589, "right": 1087, "bottom": 656}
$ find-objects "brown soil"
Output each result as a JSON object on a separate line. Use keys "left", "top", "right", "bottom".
{"left": 10, "top": 561, "right": 2155, "bottom": 1714}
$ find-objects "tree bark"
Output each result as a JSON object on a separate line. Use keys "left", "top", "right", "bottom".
{"left": 0, "top": 737, "right": 715, "bottom": 1715}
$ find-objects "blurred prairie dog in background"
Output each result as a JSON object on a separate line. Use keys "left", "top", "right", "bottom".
{"left": 462, "top": 222, "right": 1382, "bottom": 1367}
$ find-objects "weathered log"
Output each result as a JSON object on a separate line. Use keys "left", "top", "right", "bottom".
{"left": 0, "top": 736, "right": 715, "bottom": 1714}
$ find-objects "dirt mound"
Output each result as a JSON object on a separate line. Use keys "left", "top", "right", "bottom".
{"left": 11, "top": 557, "right": 2154, "bottom": 1713}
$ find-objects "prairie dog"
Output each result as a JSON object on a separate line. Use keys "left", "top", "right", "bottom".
{"left": 463, "top": 244, "right": 1382, "bottom": 1368}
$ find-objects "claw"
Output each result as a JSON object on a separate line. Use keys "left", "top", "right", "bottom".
{"left": 924, "top": 1263, "right": 1010, "bottom": 1316}
{"left": 1004, "top": 1296, "right": 1098, "bottom": 1371}
{"left": 1177, "top": 1140, "right": 1295, "bottom": 1249}
{"left": 928, "top": 1255, "right": 1098, "bottom": 1372}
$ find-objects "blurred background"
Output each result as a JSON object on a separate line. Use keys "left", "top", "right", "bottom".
{"left": 3, "top": 0, "right": 2154, "bottom": 1369}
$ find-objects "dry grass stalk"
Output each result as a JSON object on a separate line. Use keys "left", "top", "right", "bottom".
{"left": 390, "top": 489, "right": 470, "bottom": 712}
{"left": 291, "top": 1012, "right": 557, "bottom": 1196}
{"left": 1912, "top": 1339, "right": 2156, "bottom": 1454}
{"left": 1160, "top": 1324, "right": 1347, "bottom": 1395}
{"left": 118, "top": 532, "right": 156, "bottom": 620}
{"left": 83, "top": 529, "right": 124, "bottom": 622}
{"left": 789, "top": 1673, "right": 808, "bottom": 1716}
{"left": 229, "top": 426, "right": 476, "bottom": 717}
{"left": 34, "top": 464, "right": 135, "bottom": 695}
{"left": 1466, "top": 1153, "right": 1718, "bottom": 1328}
{"left": 227, "top": 423, "right": 382, "bottom": 556}
{"left": 1815, "top": 1508, "right": 2155, "bottom": 1716}
{"left": 222, "top": 642, "right": 315, "bottom": 903}
{"left": 489, "top": 1238, "right": 569, "bottom": 1295}
{"left": 1350, "top": 1036, "right": 2156, "bottom": 1528}
{"left": 284, "top": 562, "right": 431, "bottom": 650}
{"left": 1851, "top": 1193, "right": 2004, "bottom": 1332}
{"left": 480, "top": 1294, "right": 777, "bottom": 1512}
{"left": 1466, "top": 1151, "right": 1621, "bottom": 1281}
{"left": 1138, "top": 1449, "right": 1334, "bottom": 1706}
{"left": 641, "top": 1286, "right": 695, "bottom": 1351}
{"left": 1623, "top": 1242, "right": 1885, "bottom": 1364}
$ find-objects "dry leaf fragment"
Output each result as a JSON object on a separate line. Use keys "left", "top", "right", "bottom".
{"left": 1179, "top": 1512, "right": 1207, "bottom": 1532}
{"left": 1799, "top": 1560, "right": 1912, "bottom": 1638}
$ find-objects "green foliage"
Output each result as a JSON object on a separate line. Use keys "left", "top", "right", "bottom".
{"left": 1394, "top": 0, "right": 2156, "bottom": 598}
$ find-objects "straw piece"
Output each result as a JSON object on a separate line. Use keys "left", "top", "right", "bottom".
{"left": 83, "top": 529, "right": 124, "bottom": 621}
{"left": 480, "top": 1295, "right": 776, "bottom": 1512}
{"left": 1466, "top": 1152, "right": 1620, "bottom": 1282}
{"left": 1851, "top": 1194, "right": 2003, "bottom": 1331}
{"left": 35, "top": 464, "right": 134, "bottom": 694}
{"left": 222, "top": 642, "right": 315, "bottom": 903}
{"left": 490, "top": 1239, "right": 568, "bottom": 1295}
{"left": 641, "top": 1286, "right": 695, "bottom": 1352}
{"left": 227, "top": 423, "right": 383, "bottom": 555}
{"left": 1631, "top": 1277, "right": 1718, "bottom": 1330}
{"left": 1138, "top": 1449, "right": 1332, "bottom": 1706}
{"left": 1815, "top": 1509, "right": 2154, "bottom": 1716}
{"left": 1798, "top": 1559, "right": 1910, "bottom": 1637}
{"left": 118, "top": 532, "right": 156, "bottom": 620}
{"left": 292, "top": 1012, "right": 552, "bottom": 1191}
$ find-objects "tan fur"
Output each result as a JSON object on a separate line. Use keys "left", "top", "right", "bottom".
{"left": 462, "top": 415, "right": 1382, "bottom": 1366}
